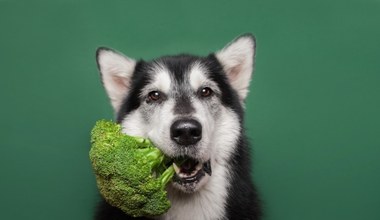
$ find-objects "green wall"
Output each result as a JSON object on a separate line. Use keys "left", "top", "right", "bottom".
{"left": 1, "top": 0, "right": 379, "bottom": 219}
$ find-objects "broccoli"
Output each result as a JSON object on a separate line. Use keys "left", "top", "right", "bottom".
{"left": 89, "top": 120, "right": 175, "bottom": 217}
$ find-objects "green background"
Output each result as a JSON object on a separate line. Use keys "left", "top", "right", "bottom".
{"left": 1, "top": 0, "right": 379, "bottom": 219}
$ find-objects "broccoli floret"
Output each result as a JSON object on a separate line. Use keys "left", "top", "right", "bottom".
{"left": 89, "top": 120, "right": 175, "bottom": 217}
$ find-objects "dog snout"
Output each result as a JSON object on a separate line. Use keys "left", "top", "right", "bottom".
{"left": 170, "top": 119, "right": 202, "bottom": 146}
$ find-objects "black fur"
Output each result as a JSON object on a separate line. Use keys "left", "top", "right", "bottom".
{"left": 173, "top": 95, "right": 195, "bottom": 115}
{"left": 224, "top": 135, "right": 262, "bottom": 219}
{"left": 95, "top": 50, "right": 261, "bottom": 220}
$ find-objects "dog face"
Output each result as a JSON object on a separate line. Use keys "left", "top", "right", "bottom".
{"left": 96, "top": 34, "right": 255, "bottom": 193}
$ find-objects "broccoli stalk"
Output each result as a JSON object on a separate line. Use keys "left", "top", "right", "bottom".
{"left": 89, "top": 120, "right": 175, "bottom": 217}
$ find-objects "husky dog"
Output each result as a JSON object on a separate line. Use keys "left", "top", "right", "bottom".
{"left": 95, "top": 34, "right": 261, "bottom": 220}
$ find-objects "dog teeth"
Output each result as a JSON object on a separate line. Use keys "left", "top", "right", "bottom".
{"left": 173, "top": 163, "right": 180, "bottom": 174}
{"left": 179, "top": 171, "right": 197, "bottom": 178}
{"left": 179, "top": 173, "right": 188, "bottom": 178}
{"left": 195, "top": 162, "right": 203, "bottom": 171}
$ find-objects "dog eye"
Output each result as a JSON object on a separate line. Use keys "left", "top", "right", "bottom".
{"left": 148, "top": 91, "right": 161, "bottom": 101}
{"left": 200, "top": 87, "right": 213, "bottom": 97}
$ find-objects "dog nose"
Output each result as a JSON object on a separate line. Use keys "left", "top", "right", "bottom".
{"left": 170, "top": 119, "right": 202, "bottom": 146}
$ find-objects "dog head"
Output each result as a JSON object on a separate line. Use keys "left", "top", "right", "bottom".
{"left": 96, "top": 34, "right": 255, "bottom": 193}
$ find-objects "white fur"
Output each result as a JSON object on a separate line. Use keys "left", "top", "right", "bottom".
{"left": 211, "top": 108, "right": 241, "bottom": 165}
{"left": 188, "top": 62, "right": 221, "bottom": 95}
{"left": 189, "top": 62, "right": 209, "bottom": 90}
{"left": 187, "top": 98, "right": 219, "bottom": 163}
{"left": 121, "top": 100, "right": 177, "bottom": 156}
{"left": 216, "top": 35, "right": 255, "bottom": 102}
{"left": 146, "top": 99, "right": 178, "bottom": 156}
{"left": 144, "top": 64, "right": 172, "bottom": 96}
{"left": 120, "top": 110, "right": 147, "bottom": 137}
{"left": 97, "top": 49, "right": 136, "bottom": 111}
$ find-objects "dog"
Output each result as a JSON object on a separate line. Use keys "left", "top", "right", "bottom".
{"left": 94, "top": 34, "right": 261, "bottom": 220}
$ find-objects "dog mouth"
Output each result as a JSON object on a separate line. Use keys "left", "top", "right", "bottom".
{"left": 171, "top": 157, "right": 212, "bottom": 191}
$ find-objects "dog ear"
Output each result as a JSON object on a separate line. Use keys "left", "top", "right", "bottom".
{"left": 216, "top": 34, "right": 256, "bottom": 102}
{"left": 96, "top": 47, "right": 136, "bottom": 111}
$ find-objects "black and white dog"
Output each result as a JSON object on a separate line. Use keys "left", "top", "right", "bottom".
{"left": 95, "top": 34, "right": 261, "bottom": 220}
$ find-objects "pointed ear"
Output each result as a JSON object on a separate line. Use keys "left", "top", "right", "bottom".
{"left": 96, "top": 47, "right": 136, "bottom": 111}
{"left": 215, "top": 34, "right": 256, "bottom": 102}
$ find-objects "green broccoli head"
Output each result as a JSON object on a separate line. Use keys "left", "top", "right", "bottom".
{"left": 89, "top": 120, "right": 175, "bottom": 217}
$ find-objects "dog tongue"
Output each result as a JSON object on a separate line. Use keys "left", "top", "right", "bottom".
{"left": 180, "top": 159, "right": 197, "bottom": 174}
